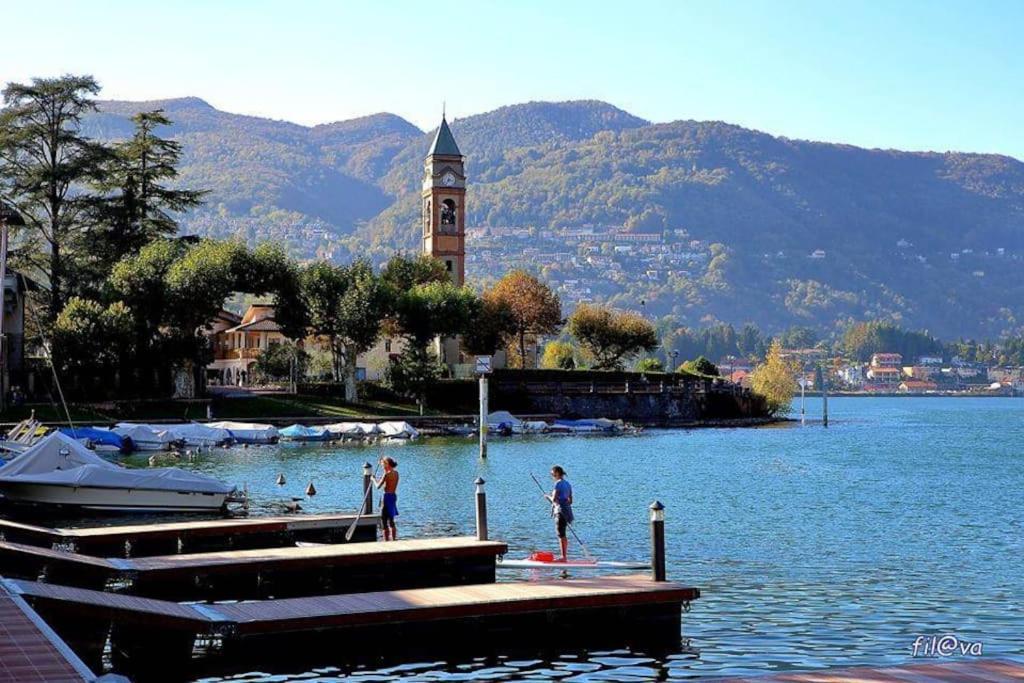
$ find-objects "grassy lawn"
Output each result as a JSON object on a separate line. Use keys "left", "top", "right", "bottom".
{"left": 2, "top": 393, "right": 427, "bottom": 425}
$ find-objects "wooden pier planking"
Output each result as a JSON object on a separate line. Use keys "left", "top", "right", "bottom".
{"left": 707, "top": 658, "right": 1024, "bottom": 682}
{"left": 0, "top": 512, "right": 377, "bottom": 555}
{"left": 6, "top": 573, "right": 698, "bottom": 636}
{"left": 0, "top": 581, "right": 94, "bottom": 683}
{"left": 0, "top": 537, "right": 509, "bottom": 598}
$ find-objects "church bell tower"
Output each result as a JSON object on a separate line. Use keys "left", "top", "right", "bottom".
{"left": 422, "top": 114, "right": 466, "bottom": 286}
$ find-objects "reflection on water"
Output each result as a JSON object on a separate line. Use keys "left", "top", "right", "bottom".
{"left": 27, "top": 397, "right": 1024, "bottom": 680}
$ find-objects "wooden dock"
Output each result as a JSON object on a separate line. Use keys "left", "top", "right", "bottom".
{"left": 4, "top": 573, "right": 698, "bottom": 673}
{"left": 0, "top": 581, "right": 94, "bottom": 683}
{"left": 0, "top": 536, "right": 509, "bottom": 599}
{"left": 0, "top": 512, "right": 377, "bottom": 556}
{"left": 709, "top": 658, "right": 1024, "bottom": 682}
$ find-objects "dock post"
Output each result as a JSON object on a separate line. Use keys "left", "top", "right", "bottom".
{"left": 475, "top": 477, "right": 488, "bottom": 541}
{"left": 479, "top": 374, "right": 488, "bottom": 459}
{"left": 362, "top": 462, "right": 373, "bottom": 515}
{"left": 650, "top": 500, "right": 666, "bottom": 581}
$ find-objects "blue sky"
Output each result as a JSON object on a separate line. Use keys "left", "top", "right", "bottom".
{"left": 2, "top": 1, "right": 1021, "bottom": 159}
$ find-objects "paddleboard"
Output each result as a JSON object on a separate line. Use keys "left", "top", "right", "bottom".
{"left": 498, "top": 558, "right": 650, "bottom": 570}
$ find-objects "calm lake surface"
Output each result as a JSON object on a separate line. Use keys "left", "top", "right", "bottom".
{"left": 131, "top": 397, "right": 1024, "bottom": 680}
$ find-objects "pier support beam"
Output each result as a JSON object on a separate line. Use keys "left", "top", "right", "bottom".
{"left": 475, "top": 478, "right": 488, "bottom": 541}
{"left": 650, "top": 500, "right": 666, "bottom": 582}
{"left": 362, "top": 462, "right": 373, "bottom": 515}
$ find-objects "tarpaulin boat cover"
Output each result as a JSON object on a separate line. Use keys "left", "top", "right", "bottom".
{"left": 487, "top": 411, "right": 523, "bottom": 431}
{"left": 378, "top": 421, "right": 419, "bottom": 439}
{"left": 280, "top": 424, "right": 331, "bottom": 440}
{"left": 113, "top": 424, "right": 177, "bottom": 447}
{"left": 324, "top": 422, "right": 379, "bottom": 436}
{"left": 58, "top": 427, "right": 125, "bottom": 450}
{"left": 206, "top": 421, "right": 279, "bottom": 443}
{"left": 160, "top": 423, "right": 233, "bottom": 446}
{"left": 0, "top": 432, "right": 234, "bottom": 493}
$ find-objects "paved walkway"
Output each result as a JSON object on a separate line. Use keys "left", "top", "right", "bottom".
{"left": 0, "top": 581, "right": 93, "bottom": 683}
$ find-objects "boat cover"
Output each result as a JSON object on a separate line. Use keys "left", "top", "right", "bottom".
{"left": 553, "top": 418, "right": 623, "bottom": 432}
{"left": 487, "top": 411, "right": 523, "bottom": 431}
{"left": 58, "top": 427, "right": 125, "bottom": 450}
{"left": 160, "top": 422, "right": 233, "bottom": 446}
{"left": 378, "top": 421, "right": 419, "bottom": 439}
{"left": 113, "top": 424, "right": 177, "bottom": 447}
{"left": 206, "top": 421, "right": 279, "bottom": 443}
{"left": 324, "top": 422, "right": 380, "bottom": 436}
{"left": 279, "top": 424, "right": 331, "bottom": 440}
{"left": 0, "top": 432, "right": 234, "bottom": 493}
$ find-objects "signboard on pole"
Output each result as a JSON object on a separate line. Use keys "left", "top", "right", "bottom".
{"left": 475, "top": 355, "right": 492, "bottom": 375}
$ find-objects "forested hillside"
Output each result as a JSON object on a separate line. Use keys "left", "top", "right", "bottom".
{"left": 83, "top": 98, "right": 1024, "bottom": 339}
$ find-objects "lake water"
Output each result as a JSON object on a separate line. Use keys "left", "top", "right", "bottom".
{"left": 136, "top": 398, "right": 1024, "bottom": 680}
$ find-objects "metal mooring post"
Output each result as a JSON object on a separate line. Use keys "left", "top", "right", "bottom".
{"left": 362, "top": 462, "right": 373, "bottom": 515}
{"left": 475, "top": 477, "right": 488, "bottom": 541}
{"left": 650, "top": 500, "right": 666, "bottom": 581}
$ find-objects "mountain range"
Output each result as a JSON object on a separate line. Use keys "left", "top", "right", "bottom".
{"left": 82, "top": 98, "right": 1024, "bottom": 340}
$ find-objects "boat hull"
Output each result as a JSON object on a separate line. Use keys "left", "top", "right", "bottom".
{"left": 0, "top": 482, "right": 229, "bottom": 512}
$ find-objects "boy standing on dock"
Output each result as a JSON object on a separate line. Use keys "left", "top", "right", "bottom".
{"left": 376, "top": 457, "right": 400, "bottom": 541}
{"left": 547, "top": 465, "right": 574, "bottom": 562}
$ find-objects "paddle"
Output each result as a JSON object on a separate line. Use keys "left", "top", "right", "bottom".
{"left": 345, "top": 442, "right": 384, "bottom": 541}
{"left": 530, "top": 472, "right": 595, "bottom": 562}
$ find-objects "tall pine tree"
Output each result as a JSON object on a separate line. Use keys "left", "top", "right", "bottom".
{"left": 97, "top": 109, "right": 204, "bottom": 263}
{"left": 0, "top": 75, "right": 110, "bottom": 325}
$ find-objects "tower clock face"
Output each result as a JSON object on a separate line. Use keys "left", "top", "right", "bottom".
{"left": 442, "top": 172, "right": 457, "bottom": 187}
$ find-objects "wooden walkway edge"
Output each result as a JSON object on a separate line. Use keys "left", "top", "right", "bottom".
{"left": 0, "top": 581, "right": 94, "bottom": 683}
{"left": 0, "top": 512, "right": 377, "bottom": 555}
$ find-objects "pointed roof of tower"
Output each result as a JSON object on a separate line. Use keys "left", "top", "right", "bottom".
{"left": 428, "top": 115, "right": 462, "bottom": 157}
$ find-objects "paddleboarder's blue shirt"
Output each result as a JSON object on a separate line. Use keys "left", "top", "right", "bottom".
{"left": 553, "top": 479, "right": 573, "bottom": 523}
{"left": 554, "top": 479, "right": 572, "bottom": 505}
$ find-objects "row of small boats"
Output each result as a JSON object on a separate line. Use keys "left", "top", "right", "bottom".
{"left": 484, "top": 411, "right": 628, "bottom": 436}
{"left": 280, "top": 421, "right": 419, "bottom": 442}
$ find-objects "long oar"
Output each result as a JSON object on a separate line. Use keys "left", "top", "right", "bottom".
{"left": 530, "top": 472, "right": 594, "bottom": 561}
{"left": 345, "top": 442, "right": 384, "bottom": 541}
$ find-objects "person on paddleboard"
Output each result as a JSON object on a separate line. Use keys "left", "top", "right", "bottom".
{"left": 547, "top": 465, "right": 574, "bottom": 561}
{"left": 375, "top": 457, "right": 400, "bottom": 541}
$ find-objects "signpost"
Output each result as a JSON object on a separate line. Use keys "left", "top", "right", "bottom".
{"left": 476, "top": 355, "right": 492, "bottom": 459}
{"left": 798, "top": 377, "right": 807, "bottom": 426}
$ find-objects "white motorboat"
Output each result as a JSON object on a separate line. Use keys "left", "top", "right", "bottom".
{"left": 0, "top": 432, "right": 239, "bottom": 513}
{"left": 143, "top": 422, "right": 233, "bottom": 447}
{"left": 206, "top": 421, "right": 280, "bottom": 444}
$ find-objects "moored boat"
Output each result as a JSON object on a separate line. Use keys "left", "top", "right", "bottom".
{"left": 207, "top": 421, "right": 280, "bottom": 444}
{"left": 0, "top": 432, "right": 240, "bottom": 512}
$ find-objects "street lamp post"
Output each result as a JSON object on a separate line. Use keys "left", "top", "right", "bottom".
{"left": 0, "top": 204, "right": 25, "bottom": 415}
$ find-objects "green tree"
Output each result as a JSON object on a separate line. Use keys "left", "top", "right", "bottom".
{"left": 294, "top": 259, "right": 388, "bottom": 401}
{"left": 737, "top": 322, "right": 766, "bottom": 358}
{"left": 380, "top": 253, "right": 449, "bottom": 293}
{"left": 96, "top": 109, "right": 205, "bottom": 264}
{"left": 52, "top": 297, "right": 133, "bottom": 375}
{"left": 567, "top": 304, "right": 658, "bottom": 370}
{"left": 541, "top": 340, "right": 577, "bottom": 370}
{"left": 678, "top": 356, "right": 719, "bottom": 377}
{"left": 390, "top": 281, "right": 479, "bottom": 411}
{"left": 0, "top": 75, "right": 111, "bottom": 324}
{"left": 251, "top": 341, "right": 308, "bottom": 383}
{"left": 635, "top": 357, "right": 664, "bottom": 372}
{"left": 750, "top": 339, "right": 799, "bottom": 415}
{"left": 777, "top": 326, "right": 818, "bottom": 349}
{"left": 486, "top": 270, "right": 562, "bottom": 368}
{"left": 462, "top": 295, "right": 515, "bottom": 356}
